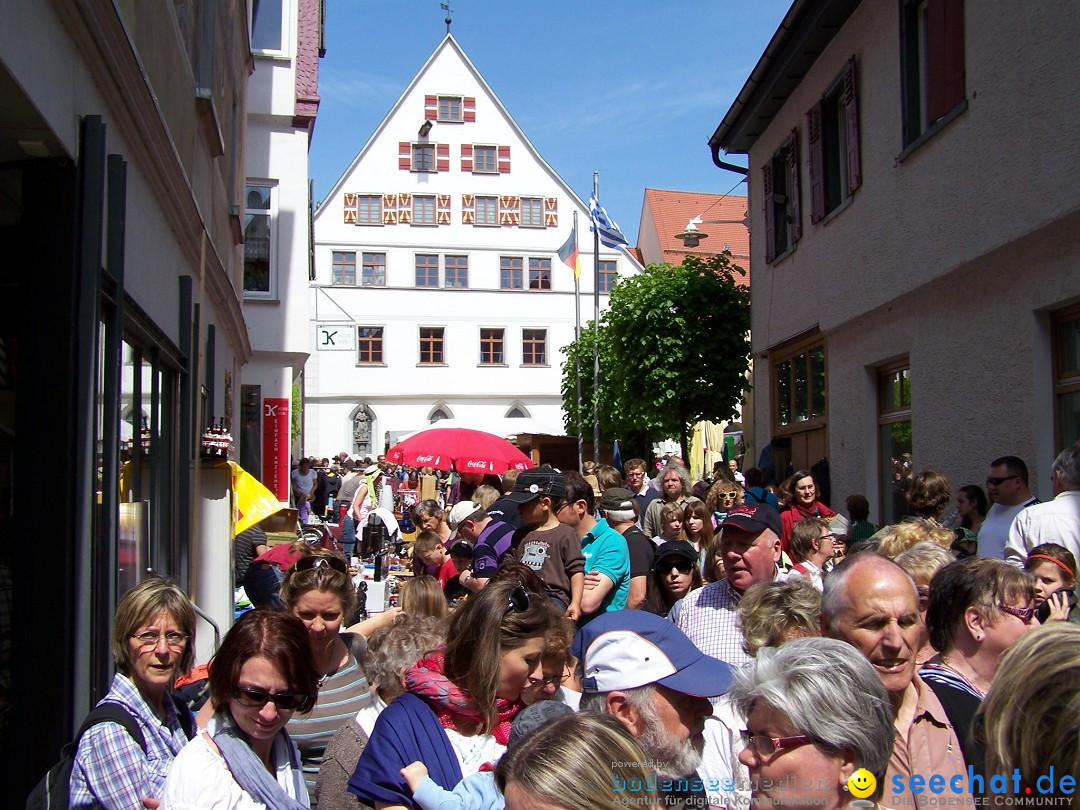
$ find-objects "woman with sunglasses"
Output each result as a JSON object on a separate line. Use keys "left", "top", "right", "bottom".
{"left": 281, "top": 548, "right": 373, "bottom": 803}
{"left": 70, "top": 577, "right": 196, "bottom": 809}
{"left": 732, "top": 637, "right": 893, "bottom": 809}
{"left": 347, "top": 578, "right": 552, "bottom": 810}
{"left": 705, "top": 479, "right": 744, "bottom": 526}
{"left": 161, "top": 608, "right": 317, "bottom": 808}
{"left": 645, "top": 541, "right": 703, "bottom": 618}
{"left": 919, "top": 556, "right": 1039, "bottom": 775}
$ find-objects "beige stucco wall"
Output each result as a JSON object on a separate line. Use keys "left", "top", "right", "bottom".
{"left": 743, "top": 0, "right": 1080, "bottom": 518}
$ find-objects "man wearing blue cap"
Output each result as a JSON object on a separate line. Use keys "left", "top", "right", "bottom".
{"left": 573, "top": 611, "right": 734, "bottom": 808}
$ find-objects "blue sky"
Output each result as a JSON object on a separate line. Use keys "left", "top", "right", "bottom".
{"left": 309, "top": 0, "right": 792, "bottom": 244}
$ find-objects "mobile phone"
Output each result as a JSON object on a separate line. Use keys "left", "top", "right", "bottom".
{"left": 1036, "top": 587, "right": 1078, "bottom": 624}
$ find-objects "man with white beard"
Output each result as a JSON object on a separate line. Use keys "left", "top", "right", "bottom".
{"left": 573, "top": 611, "right": 733, "bottom": 808}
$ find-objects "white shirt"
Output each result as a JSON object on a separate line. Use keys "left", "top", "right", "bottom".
{"left": 1005, "top": 490, "right": 1080, "bottom": 567}
{"left": 290, "top": 468, "right": 318, "bottom": 495}
{"left": 443, "top": 727, "right": 505, "bottom": 777}
{"left": 698, "top": 696, "right": 750, "bottom": 810}
{"left": 978, "top": 498, "right": 1038, "bottom": 559}
{"left": 161, "top": 716, "right": 308, "bottom": 809}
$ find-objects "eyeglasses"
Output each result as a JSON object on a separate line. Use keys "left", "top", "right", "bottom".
{"left": 294, "top": 555, "right": 348, "bottom": 575}
{"left": 507, "top": 584, "right": 531, "bottom": 613}
{"left": 986, "top": 475, "right": 1019, "bottom": 486}
{"left": 233, "top": 687, "right": 305, "bottom": 711}
{"left": 132, "top": 631, "right": 189, "bottom": 650}
{"left": 998, "top": 602, "right": 1037, "bottom": 623}
{"left": 526, "top": 673, "right": 562, "bottom": 689}
{"left": 741, "top": 731, "right": 814, "bottom": 758}
{"left": 657, "top": 559, "right": 695, "bottom": 575}
{"left": 718, "top": 491, "right": 739, "bottom": 500}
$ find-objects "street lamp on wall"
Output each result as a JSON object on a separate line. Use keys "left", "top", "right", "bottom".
{"left": 418, "top": 119, "right": 433, "bottom": 137}
{"left": 674, "top": 215, "right": 748, "bottom": 248}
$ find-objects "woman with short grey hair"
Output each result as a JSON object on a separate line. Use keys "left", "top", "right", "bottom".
{"left": 730, "top": 637, "right": 893, "bottom": 809}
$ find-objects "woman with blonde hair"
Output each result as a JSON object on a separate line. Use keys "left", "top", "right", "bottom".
{"left": 876, "top": 518, "right": 955, "bottom": 559}
{"left": 70, "top": 577, "right": 197, "bottom": 808}
{"left": 469, "top": 484, "right": 500, "bottom": 512}
{"left": 737, "top": 579, "right": 822, "bottom": 658}
{"left": 398, "top": 575, "right": 448, "bottom": 622}
{"left": 705, "top": 478, "right": 743, "bottom": 523}
{"left": 495, "top": 712, "right": 658, "bottom": 810}
{"left": 979, "top": 623, "right": 1080, "bottom": 798}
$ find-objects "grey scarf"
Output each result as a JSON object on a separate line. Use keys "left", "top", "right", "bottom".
{"left": 212, "top": 716, "right": 308, "bottom": 810}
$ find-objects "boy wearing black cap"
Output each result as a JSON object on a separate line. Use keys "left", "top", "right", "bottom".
{"left": 505, "top": 469, "right": 585, "bottom": 620}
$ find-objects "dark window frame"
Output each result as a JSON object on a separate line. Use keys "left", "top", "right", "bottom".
{"left": 522, "top": 328, "right": 547, "bottom": 366}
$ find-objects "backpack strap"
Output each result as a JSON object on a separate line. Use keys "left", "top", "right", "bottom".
{"left": 64, "top": 703, "right": 146, "bottom": 758}
{"left": 169, "top": 692, "right": 196, "bottom": 741}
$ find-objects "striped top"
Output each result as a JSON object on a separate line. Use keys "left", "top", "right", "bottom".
{"left": 287, "top": 634, "right": 373, "bottom": 805}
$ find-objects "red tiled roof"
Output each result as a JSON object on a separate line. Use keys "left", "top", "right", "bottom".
{"left": 637, "top": 188, "right": 750, "bottom": 285}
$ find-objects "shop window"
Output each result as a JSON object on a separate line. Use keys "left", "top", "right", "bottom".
{"left": 1053, "top": 303, "right": 1080, "bottom": 448}
{"left": 243, "top": 183, "right": 275, "bottom": 296}
{"left": 522, "top": 329, "right": 547, "bottom": 366}
{"left": 420, "top": 327, "right": 445, "bottom": 365}
{"left": 332, "top": 251, "right": 356, "bottom": 285}
{"left": 901, "top": 0, "right": 966, "bottom": 148}
{"left": 878, "top": 361, "right": 912, "bottom": 526}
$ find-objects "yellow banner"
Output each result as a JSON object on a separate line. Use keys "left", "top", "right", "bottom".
{"left": 230, "top": 461, "right": 283, "bottom": 535}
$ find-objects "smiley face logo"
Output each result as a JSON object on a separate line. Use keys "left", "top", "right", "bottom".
{"left": 848, "top": 769, "right": 876, "bottom": 799}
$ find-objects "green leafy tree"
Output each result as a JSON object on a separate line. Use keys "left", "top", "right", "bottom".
{"left": 561, "top": 253, "right": 751, "bottom": 461}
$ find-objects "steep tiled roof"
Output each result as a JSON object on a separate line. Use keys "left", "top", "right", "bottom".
{"left": 637, "top": 188, "right": 750, "bottom": 285}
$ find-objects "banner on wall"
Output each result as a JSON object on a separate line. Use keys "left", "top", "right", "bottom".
{"left": 262, "top": 397, "right": 290, "bottom": 501}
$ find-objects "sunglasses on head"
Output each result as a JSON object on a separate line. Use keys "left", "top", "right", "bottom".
{"left": 293, "top": 555, "right": 348, "bottom": 575}
{"left": 234, "top": 686, "right": 307, "bottom": 711}
{"left": 507, "top": 583, "right": 531, "bottom": 613}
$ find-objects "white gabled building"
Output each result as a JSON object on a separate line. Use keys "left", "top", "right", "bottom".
{"left": 307, "top": 34, "right": 641, "bottom": 458}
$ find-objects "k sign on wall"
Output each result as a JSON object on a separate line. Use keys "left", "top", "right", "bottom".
{"left": 316, "top": 323, "right": 353, "bottom": 351}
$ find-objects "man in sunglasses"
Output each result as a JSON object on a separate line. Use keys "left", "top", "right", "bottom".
{"left": 574, "top": 611, "right": 733, "bottom": 809}
{"left": 979, "top": 455, "right": 1038, "bottom": 560}
{"left": 1006, "top": 444, "right": 1080, "bottom": 568}
{"left": 673, "top": 503, "right": 784, "bottom": 668}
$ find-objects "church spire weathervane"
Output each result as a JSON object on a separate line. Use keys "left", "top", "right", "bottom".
{"left": 441, "top": 3, "right": 452, "bottom": 34}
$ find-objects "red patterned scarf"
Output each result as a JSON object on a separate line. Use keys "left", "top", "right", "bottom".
{"left": 405, "top": 651, "right": 521, "bottom": 745}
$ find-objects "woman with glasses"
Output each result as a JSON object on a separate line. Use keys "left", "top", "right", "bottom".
{"left": 281, "top": 548, "right": 373, "bottom": 803}
{"left": 411, "top": 500, "right": 452, "bottom": 554}
{"left": 919, "top": 556, "right": 1039, "bottom": 775}
{"left": 70, "top": 577, "right": 197, "bottom": 809}
{"left": 732, "top": 637, "right": 893, "bottom": 809}
{"left": 347, "top": 579, "right": 552, "bottom": 809}
{"left": 645, "top": 541, "right": 703, "bottom": 618}
{"left": 705, "top": 479, "right": 744, "bottom": 526}
{"left": 161, "top": 608, "right": 318, "bottom": 808}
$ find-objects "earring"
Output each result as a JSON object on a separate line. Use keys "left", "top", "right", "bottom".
{"left": 976, "top": 634, "right": 983, "bottom": 641}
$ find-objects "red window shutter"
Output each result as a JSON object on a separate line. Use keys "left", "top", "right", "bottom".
{"left": 461, "top": 144, "right": 473, "bottom": 172}
{"left": 762, "top": 161, "right": 776, "bottom": 264}
{"left": 464, "top": 97, "right": 476, "bottom": 122}
{"left": 806, "top": 102, "right": 825, "bottom": 224}
{"left": 424, "top": 95, "right": 437, "bottom": 120}
{"left": 789, "top": 128, "right": 802, "bottom": 242}
{"left": 843, "top": 58, "right": 861, "bottom": 193}
{"left": 926, "top": 0, "right": 965, "bottom": 122}
{"left": 497, "top": 145, "right": 510, "bottom": 173}
{"left": 399, "top": 141, "right": 411, "bottom": 171}
{"left": 436, "top": 143, "right": 450, "bottom": 172}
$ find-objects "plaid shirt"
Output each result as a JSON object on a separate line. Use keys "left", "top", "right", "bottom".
{"left": 69, "top": 673, "right": 190, "bottom": 808}
{"left": 673, "top": 578, "right": 754, "bottom": 669}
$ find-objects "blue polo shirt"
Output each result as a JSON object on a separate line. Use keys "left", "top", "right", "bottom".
{"left": 580, "top": 517, "right": 630, "bottom": 617}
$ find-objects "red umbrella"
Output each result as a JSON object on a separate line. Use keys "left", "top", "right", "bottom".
{"left": 386, "top": 427, "right": 534, "bottom": 475}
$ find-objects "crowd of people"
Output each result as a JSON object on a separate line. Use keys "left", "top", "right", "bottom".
{"left": 58, "top": 442, "right": 1080, "bottom": 809}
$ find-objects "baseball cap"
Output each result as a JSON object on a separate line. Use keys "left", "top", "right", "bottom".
{"left": 653, "top": 540, "right": 698, "bottom": 568}
{"left": 363, "top": 463, "right": 382, "bottom": 477}
{"left": 597, "top": 487, "right": 635, "bottom": 512}
{"left": 447, "top": 500, "right": 482, "bottom": 532}
{"left": 718, "top": 503, "right": 782, "bottom": 536}
{"left": 507, "top": 701, "right": 574, "bottom": 748}
{"left": 571, "top": 611, "right": 733, "bottom": 697}
{"left": 448, "top": 539, "right": 474, "bottom": 559}
{"left": 504, "top": 468, "right": 566, "bottom": 504}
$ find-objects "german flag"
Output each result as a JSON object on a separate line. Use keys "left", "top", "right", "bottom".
{"left": 557, "top": 221, "right": 580, "bottom": 281}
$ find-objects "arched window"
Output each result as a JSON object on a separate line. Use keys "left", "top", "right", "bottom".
{"left": 504, "top": 402, "right": 531, "bottom": 419}
{"left": 506, "top": 408, "right": 526, "bottom": 419}
{"left": 350, "top": 404, "right": 376, "bottom": 457}
{"left": 429, "top": 408, "right": 449, "bottom": 424}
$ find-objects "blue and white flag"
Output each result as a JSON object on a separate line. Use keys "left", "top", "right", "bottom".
{"left": 589, "top": 194, "right": 628, "bottom": 249}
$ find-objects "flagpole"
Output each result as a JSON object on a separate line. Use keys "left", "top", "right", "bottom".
{"left": 592, "top": 172, "right": 600, "bottom": 465}
{"left": 573, "top": 211, "right": 583, "bottom": 472}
